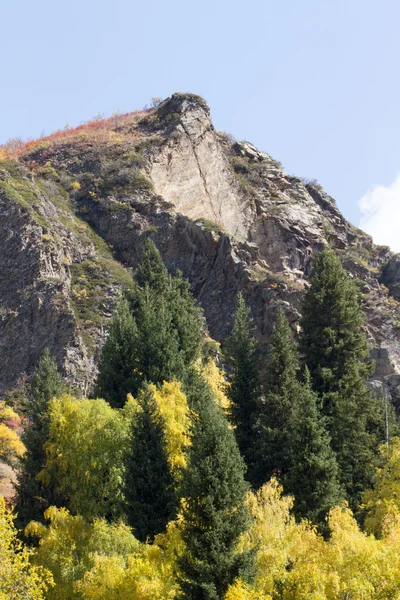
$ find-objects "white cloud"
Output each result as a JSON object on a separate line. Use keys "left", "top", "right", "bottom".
{"left": 359, "top": 174, "right": 400, "bottom": 252}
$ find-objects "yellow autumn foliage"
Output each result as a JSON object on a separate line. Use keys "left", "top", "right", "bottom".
{"left": 201, "top": 357, "right": 231, "bottom": 410}
{"left": 363, "top": 439, "right": 400, "bottom": 537}
{"left": 0, "top": 497, "right": 53, "bottom": 599}
{"left": 233, "top": 477, "right": 400, "bottom": 600}
{"left": 129, "top": 380, "right": 191, "bottom": 477}
{"left": 0, "top": 401, "right": 25, "bottom": 463}
{"left": 27, "top": 504, "right": 182, "bottom": 600}
{"left": 77, "top": 523, "right": 181, "bottom": 600}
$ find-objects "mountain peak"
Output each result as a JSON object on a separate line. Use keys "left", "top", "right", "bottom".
{"left": 0, "top": 95, "right": 400, "bottom": 406}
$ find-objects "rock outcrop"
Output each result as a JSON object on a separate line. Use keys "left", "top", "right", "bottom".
{"left": 0, "top": 92, "right": 399, "bottom": 402}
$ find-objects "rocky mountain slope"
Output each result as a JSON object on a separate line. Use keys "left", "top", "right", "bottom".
{"left": 1, "top": 93, "right": 399, "bottom": 403}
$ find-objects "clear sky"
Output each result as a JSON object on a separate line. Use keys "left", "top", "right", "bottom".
{"left": 2, "top": 0, "right": 400, "bottom": 249}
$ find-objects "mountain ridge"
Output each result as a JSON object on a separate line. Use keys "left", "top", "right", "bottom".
{"left": 1, "top": 92, "right": 399, "bottom": 405}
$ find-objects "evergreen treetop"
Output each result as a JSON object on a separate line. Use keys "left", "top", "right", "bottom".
{"left": 135, "top": 238, "right": 169, "bottom": 293}
{"left": 178, "top": 373, "right": 254, "bottom": 600}
{"left": 94, "top": 297, "right": 139, "bottom": 409}
{"left": 255, "top": 307, "right": 299, "bottom": 488}
{"left": 299, "top": 248, "right": 385, "bottom": 508}
{"left": 125, "top": 384, "right": 177, "bottom": 542}
{"left": 224, "top": 293, "right": 262, "bottom": 488}
{"left": 299, "top": 248, "right": 372, "bottom": 396}
{"left": 16, "top": 348, "right": 64, "bottom": 527}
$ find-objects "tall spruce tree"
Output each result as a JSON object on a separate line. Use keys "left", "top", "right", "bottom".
{"left": 224, "top": 293, "right": 262, "bottom": 488}
{"left": 257, "top": 308, "right": 299, "bottom": 487}
{"left": 299, "top": 248, "right": 385, "bottom": 506}
{"left": 135, "top": 238, "right": 169, "bottom": 293}
{"left": 135, "top": 284, "right": 185, "bottom": 386}
{"left": 134, "top": 240, "right": 203, "bottom": 378}
{"left": 94, "top": 297, "right": 139, "bottom": 408}
{"left": 97, "top": 239, "right": 204, "bottom": 405}
{"left": 284, "top": 368, "right": 344, "bottom": 527}
{"left": 258, "top": 309, "right": 343, "bottom": 525}
{"left": 15, "top": 349, "right": 64, "bottom": 526}
{"left": 178, "top": 373, "right": 253, "bottom": 600}
{"left": 125, "top": 385, "right": 176, "bottom": 542}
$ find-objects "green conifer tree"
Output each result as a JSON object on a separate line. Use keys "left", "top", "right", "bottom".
{"left": 168, "top": 270, "right": 204, "bottom": 366}
{"left": 15, "top": 349, "right": 64, "bottom": 526}
{"left": 224, "top": 293, "right": 262, "bottom": 488}
{"left": 257, "top": 308, "right": 299, "bottom": 486}
{"left": 94, "top": 297, "right": 139, "bottom": 408}
{"left": 135, "top": 284, "right": 185, "bottom": 386}
{"left": 133, "top": 240, "right": 203, "bottom": 389}
{"left": 299, "top": 248, "right": 385, "bottom": 506}
{"left": 96, "top": 240, "right": 203, "bottom": 403}
{"left": 135, "top": 238, "right": 169, "bottom": 293}
{"left": 124, "top": 385, "right": 176, "bottom": 542}
{"left": 178, "top": 373, "right": 253, "bottom": 600}
{"left": 259, "top": 310, "right": 343, "bottom": 526}
{"left": 284, "top": 368, "right": 344, "bottom": 527}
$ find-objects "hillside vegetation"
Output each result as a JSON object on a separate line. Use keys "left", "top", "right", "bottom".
{"left": 1, "top": 241, "right": 400, "bottom": 599}
{"left": 2, "top": 94, "right": 400, "bottom": 599}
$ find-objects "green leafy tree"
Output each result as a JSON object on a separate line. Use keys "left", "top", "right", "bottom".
{"left": 15, "top": 349, "right": 64, "bottom": 527}
{"left": 299, "top": 248, "right": 386, "bottom": 506}
{"left": 125, "top": 385, "right": 177, "bottom": 542}
{"left": 178, "top": 373, "right": 253, "bottom": 600}
{"left": 224, "top": 293, "right": 263, "bottom": 488}
{"left": 94, "top": 297, "right": 139, "bottom": 409}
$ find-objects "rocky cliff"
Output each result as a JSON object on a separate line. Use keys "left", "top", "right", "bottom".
{"left": 1, "top": 93, "right": 399, "bottom": 403}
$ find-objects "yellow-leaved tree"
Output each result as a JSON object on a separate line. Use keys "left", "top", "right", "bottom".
{"left": 363, "top": 439, "right": 400, "bottom": 537}
{"left": 38, "top": 395, "right": 133, "bottom": 520}
{"left": 0, "top": 400, "right": 25, "bottom": 464}
{"left": 201, "top": 358, "right": 230, "bottom": 411}
{"left": 26, "top": 505, "right": 182, "bottom": 600}
{"left": 76, "top": 520, "right": 183, "bottom": 600}
{"left": 128, "top": 380, "right": 191, "bottom": 479}
{"left": 226, "top": 478, "right": 400, "bottom": 600}
{"left": 0, "top": 497, "right": 52, "bottom": 599}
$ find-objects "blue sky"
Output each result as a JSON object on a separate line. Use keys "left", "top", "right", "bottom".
{"left": 2, "top": 0, "right": 400, "bottom": 248}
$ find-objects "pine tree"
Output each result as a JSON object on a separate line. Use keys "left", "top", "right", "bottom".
{"left": 96, "top": 240, "right": 203, "bottom": 403}
{"left": 299, "top": 248, "right": 371, "bottom": 395}
{"left": 15, "top": 349, "right": 64, "bottom": 526}
{"left": 135, "top": 238, "right": 169, "bottom": 293}
{"left": 299, "top": 248, "right": 385, "bottom": 506}
{"left": 168, "top": 270, "right": 204, "bottom": 366}
{"left": 224, "top": 293, "right": 262, "bottom": 488}
{"left": 284, "top": 369, "right": 344, "bottom": 527}
{"left": 133, "top": 240, "right": 203, "bottom": 390}
{"left": 259, "top": 310, "right": 343, "bottom": 526}
{"left": 135, "top": 284, "right": 185, "bottom": 386}
{"left": 257, "top": 308, "right": 299, "bottom": 487}
{"left": 178, "top": 373, "right": 253, "bottom": 600}
{"left": 94, "top": 297, "right": 139, "bottom": 408}
{"left": 125, "top": 385, "right": 177, "bottom": 542}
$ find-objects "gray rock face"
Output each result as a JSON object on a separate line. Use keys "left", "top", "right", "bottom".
{"left": 381, "top": 255, "right": 400, "bottom": 302}
{"left": 0, "top": 185, "right": 93, "bottom": 393}
{"left": 149, "top": 95, "right": 254, "bottom": 239}
{"left": 1, "top": 92, "right": 400, "bottom": 405}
